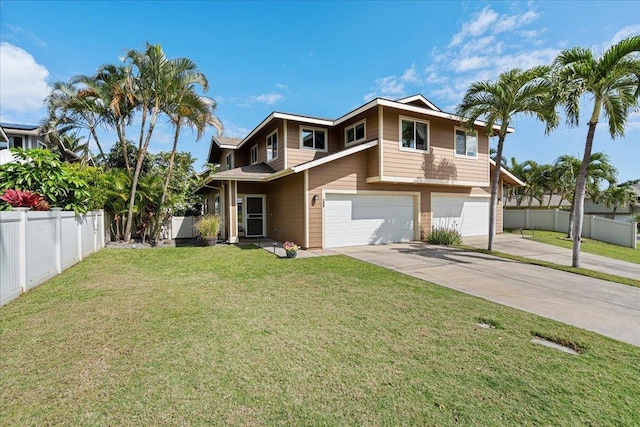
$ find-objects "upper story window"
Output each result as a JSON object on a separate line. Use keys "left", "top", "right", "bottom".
{"left": 345, "top": 120, "right": 366, "bottom": 146}
{"left": 266, "top": 130, "right": 278, "bottom": 161}
{"left": 300, "top": 126, "right": 327, "bottom": 151}
{"left": 454, "top": 128, "right": 478, "bottom": 158}
{"left": 400, "top": 117, "right": 429, "bottom": 151}
{"left": 225, "top": 152, "right": 233, "bottom": 170}
{"left": 250, "top": 144, "right": 258, "bottom": 164}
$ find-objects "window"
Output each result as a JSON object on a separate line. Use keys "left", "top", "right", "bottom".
{"left": 345, "top": 120, "right": 366, "bottom": 146}
{"left": 266, "top": 130, "right": 278, "bottom": 161}
{"left": 250, "top": 144, "right": 258, "bottom": 164}
{"left": 226, "top": 153, "right": 233, "bottom": 170}
{"left": 300, "top": 127, "right": 327, "bottom": 151}
{"left": 454, "top": 128, "right": 478, "bottom": 158}
{"left": 400, "top": 117, "right": 429, "bottom": 151}
{"left": 10, "top": 136, "right": 23, "bottom": 149}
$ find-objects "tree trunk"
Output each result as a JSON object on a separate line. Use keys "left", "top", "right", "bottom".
{"left": 572, "top": 120, "right": 598, "bottom": 267}
{"left": 612, "top": 206, "right": 617, "bottom": 220}
{"left": 115, "top": 122, "right": 131, "bottom": 175}
{"left": 566, "top": 201, "right": 574, "bottom": 239}
{"left": 161, "top": 121, "right": 181, "bottom": 208}
{"left": 89, "top": 126, "right": 105, "bottom": 159}
{"left": 124, "top": 105, "right": 155, "bottom": 242}
{"left": 488, "top": 133, "right": 506, "bottom": 252}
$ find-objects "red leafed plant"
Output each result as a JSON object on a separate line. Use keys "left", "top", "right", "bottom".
{"left": 0, "top": 189, "right": 49, "bottom": 210}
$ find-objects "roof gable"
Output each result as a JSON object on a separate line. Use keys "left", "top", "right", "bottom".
{"left": 395, "top": 95, "right": 441, "bottom": 111}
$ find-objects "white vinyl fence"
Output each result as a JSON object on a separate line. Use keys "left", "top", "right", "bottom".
{"left": 0, "top": 208, "right": 105, "bottom": 307}
{"left": 171, "top": 216, "right": 196, "bottom": 239}
{"left": 504, "top": 209, "right": 637, "bottom": 249}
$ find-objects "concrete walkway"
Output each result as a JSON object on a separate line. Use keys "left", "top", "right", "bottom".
{"left": 464, "top": 234, "right": 640, "bottom": 281}
{"left": 334, "top": 241, "right": 640, "bottom": 347}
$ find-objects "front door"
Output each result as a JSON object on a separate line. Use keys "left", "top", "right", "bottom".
{"left": 244, "top": 195, "right": 265, "bottom": 237}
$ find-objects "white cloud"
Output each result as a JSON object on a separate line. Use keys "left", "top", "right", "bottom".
{"left": 4, "top": 24, "right": 47, "bottom": 48}
{"left": 364, "top": 75, "right": 406, "bottom": 101}
{"left": 248, "top": 93, "right": 283, "bottom": 105}
{"left": 0, "top": 42, "right": 50, "bottom": 114}
{"left": 275, "top": 83, "right": 287, "bottom": 89}
{"left": 454, "top": 56, "right": 488, "bottom": 72}
{"left": 598, "top": 25, "right": 640, "bottom": 53}
{"left": 223, "top": 122, "right": 251, "bottom": 138}
{"left": 449, "top": 6, "right": 540, "bottom": 47}
{"left": 401, "top": 64, "right": 420, "bottom": 83}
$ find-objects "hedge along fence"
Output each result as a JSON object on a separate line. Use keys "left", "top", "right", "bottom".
{"left": 0, "top": 209, "right": 105, "bottom": 307}
{"left": 504, "top": 209, "right": 637, "bottom": 249}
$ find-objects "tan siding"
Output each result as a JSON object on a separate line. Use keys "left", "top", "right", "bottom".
{"left": 265, "top": 173, "right": 305, "bottom": 245}
{"left": 367, "top": 144, "right": 380, "bottom": 178}
{"left": 381, "top": 108, "right": 489, "bottom": 183}
{"left": 285, "top": 121, "right": 329, "bottom": 167}
{"left": 306, "top": 152, "right": 480, "bottom": 248}
{"left": 335, "top": 109, "right": 379, "bottom": 148}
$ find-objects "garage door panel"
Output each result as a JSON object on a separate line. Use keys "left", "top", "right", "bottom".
{"left": 324, "top": 194, "right": 415, "bottom": 248}
{"left": 432, "top": 195, "right": 489, "bottom": 237}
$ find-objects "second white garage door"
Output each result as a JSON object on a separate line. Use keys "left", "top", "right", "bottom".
{"left": 431, "top": 195, "right": 489, "bottom": 236}
{"left": 324, "top": 194, "right": 415, "bottom": 248}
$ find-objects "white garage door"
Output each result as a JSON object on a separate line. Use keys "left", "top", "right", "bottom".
{"left": 431, "top": 195, "right": 489, "bottom": 236}
{"left": 324, "top": 194, "right": 415, "bottom": 248}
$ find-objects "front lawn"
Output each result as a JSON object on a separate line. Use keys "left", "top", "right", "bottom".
{"left": 506, "top": 229, "right": 640, "bottom": 264}
{"left": 1, "top": 246, "right": 638, "bottom": 425}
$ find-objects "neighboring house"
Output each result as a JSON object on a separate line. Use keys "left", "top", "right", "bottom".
{"left": 196, "top": 95, "right": 524, "bottom": 249}
{"left": 0, "top": 123, "right": 46, "bottom": 151}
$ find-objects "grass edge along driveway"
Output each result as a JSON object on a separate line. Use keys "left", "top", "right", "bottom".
{"left": 1, "top": 246, "right": 638, "bottom": 426}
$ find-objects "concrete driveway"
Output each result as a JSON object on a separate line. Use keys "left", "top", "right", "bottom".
{"left": 334, "top": 243, "right": 640, "bottom": 347}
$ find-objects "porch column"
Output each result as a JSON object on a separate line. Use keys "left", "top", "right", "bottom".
{"left": 228, "top": 180, "right": 238, "bottom": 243}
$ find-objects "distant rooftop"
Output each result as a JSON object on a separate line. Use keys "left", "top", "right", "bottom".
{"left": 0, "top": 122, "right": 40, "bottom": 131}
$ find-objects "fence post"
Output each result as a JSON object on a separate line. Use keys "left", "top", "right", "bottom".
{"left": 14, "top": 208, "right": 29, "bottom": 293}
{"left": 524, "top": 209, "right": 530, "bottom": 230}
{"left": 52, "top": 208, "right": 63, "bottom": 273}
{"left": 92, "top": 211, "right": 98, "bottom": 254}
{"left": 553, "top": 209, "right": 558, "bottom": 232}
{"left": 77, "top": 213, "right": 83, "bottom": 261}
{"left": 590, "top": 215, "right": 596, "bottom": 239}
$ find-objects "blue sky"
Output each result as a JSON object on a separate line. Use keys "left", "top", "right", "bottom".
{"left": 1, "top": 1, "right": 639, "bottom": 182}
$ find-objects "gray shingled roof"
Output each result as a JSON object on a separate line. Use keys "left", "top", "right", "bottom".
{"left": 215, "top": 136, "right": 243, "bottom": 147}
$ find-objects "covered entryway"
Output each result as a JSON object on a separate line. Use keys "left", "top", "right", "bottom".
{"left": 324, "top": 193, "right": 416, "bottom": 248}
{"left": 431, "top": 194, "right": 489, "bottom": 236}
{"left": 240, "top": 195, "right": 265, "bottom": 237}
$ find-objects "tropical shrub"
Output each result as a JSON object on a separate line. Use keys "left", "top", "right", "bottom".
{"left": 0, "top": 148, "right": 96, "bottom": 212}
{"left": 427, "top": 226, "right": 463, "bottom": 246}
{"left": 194, "top": 214, "right": 221, "bottom": 238}
{"left": 0, "top": 189, "right": 49, "bottom": 210}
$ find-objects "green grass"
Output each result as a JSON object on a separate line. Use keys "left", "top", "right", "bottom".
{"left": 506, "top": 229, "right": 640, "bottom": 264}
{"left": 1, "top": 246, "right": 639, "bottom": 426}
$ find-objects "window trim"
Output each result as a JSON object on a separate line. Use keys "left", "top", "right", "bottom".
{"left": 266, "top": 130, "right": 278, "bottom": 162}
{"left": 225, "top": 152, "right": 233, "bottom": 170}
{"left": 345, "top": 119, "right": 366, "bottom": 147}
{"left": 453, "top": 127, "right": 478, "bottom": 159}
{"left": 398, "top": 116, "right": 430, "bottom": 153}
{"left": 299, "top": 125, "right": 328, "bottom": 152}
{"left": 250, "top": 144, "right": 258, "bottom": 165}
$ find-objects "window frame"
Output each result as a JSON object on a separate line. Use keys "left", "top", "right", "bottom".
{"left": 266, "top": 130, "right": 278, "bottom": 162}
{"left": 345, "top": 119, "right": 366, "bottom": 147}
{"left": 250, "top": 144, "right": 258, "bottom": 165}
{"left": 299, "top": 125, "right": 328, "bottom": 152}
{"left": 453, "top": 127, "right": 478, "bottom": 159}
{"left": 398, "top": 116, "right": 430, "bottom": 153}
{"left": 225, "top": 152, "right": 233, "bottom": 170}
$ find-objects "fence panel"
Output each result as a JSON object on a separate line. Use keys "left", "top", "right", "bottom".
{"left": 0, "top": 212, "right": 22, "bottom": 306}
{"left": 0, "top": 209, "right": 105, "bottom": 307}
{"left": 61, "top": 211, "right": 80, "bottom": 269}
{"left": 171, "top": 216, "right": 196, "bottom": 239}
{"left": 25, "top": 212, "right": 58, "bottom": 291}
{"left": 503, "top": 209, "right": 637, "bottom": 248}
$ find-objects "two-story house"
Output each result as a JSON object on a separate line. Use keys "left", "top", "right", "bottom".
{"left": 0, "top": 123, "right": 46, "bottom": 151}
{"left": 196, "top": 95, "right": 523, "bottom": 249}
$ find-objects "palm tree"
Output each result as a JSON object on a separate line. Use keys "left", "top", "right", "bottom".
{"left": 74, "top": 64, "right": 138, "bottom": 174}
{"left": 122, "top": 43, "right": 173, "bottom": 242}
{"left": 553, "top": 35, "right": 640, "bottom": 267}
{"left": 601, "top": 185, "right": 637, "bottom": 219}
{"left": 159, "top": 59, "right": 222, "bottom": 211}
{"left": 45, "top": 81, "right": 107, "bottom": 158}
{"left": 456, "top": 66, "right": 558, "bottom": 250}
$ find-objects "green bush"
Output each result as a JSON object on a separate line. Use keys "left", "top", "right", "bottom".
{"left": 427, "top": 225, "right": 462, "bottom": 246}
